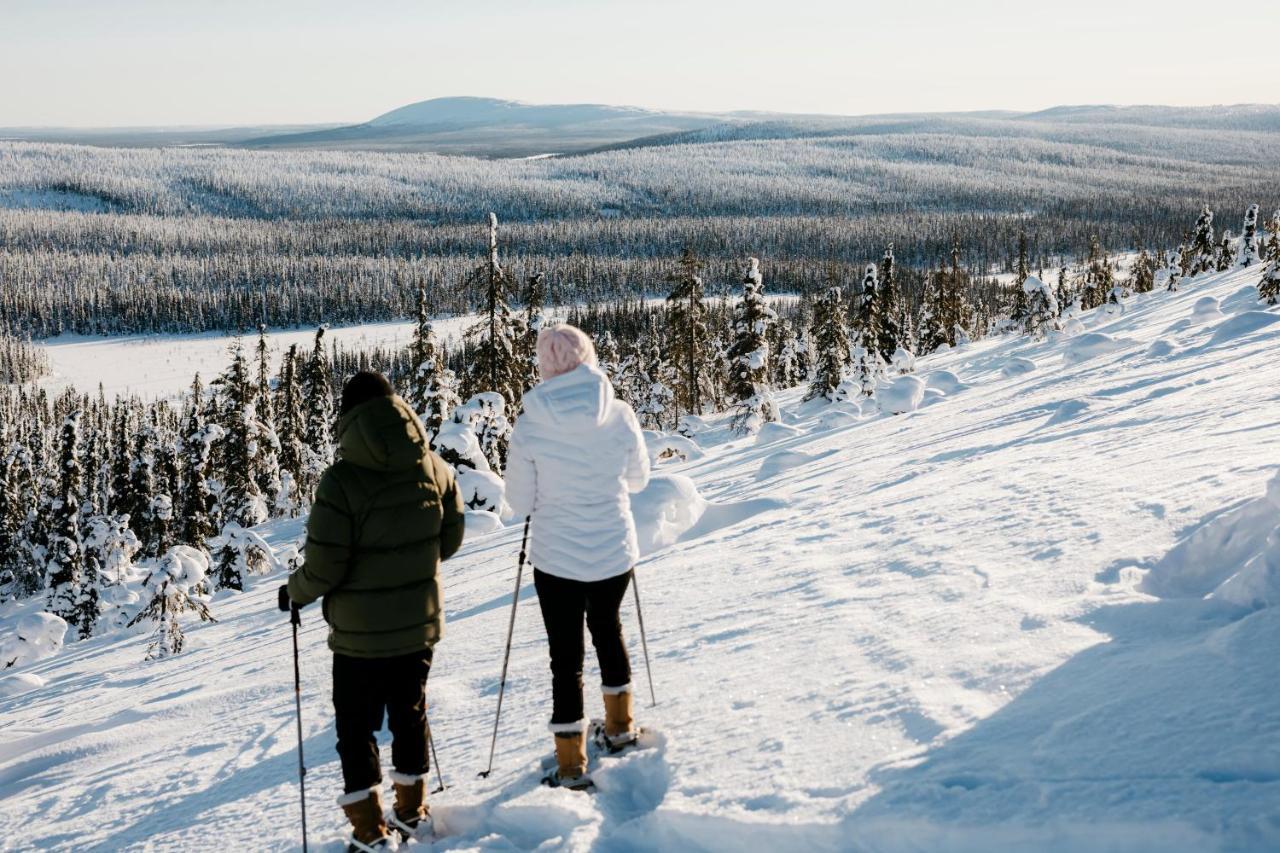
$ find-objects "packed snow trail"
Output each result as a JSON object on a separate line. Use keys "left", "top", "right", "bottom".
{"left": 2, "top": 266, "right": 1279, "bottom": 851}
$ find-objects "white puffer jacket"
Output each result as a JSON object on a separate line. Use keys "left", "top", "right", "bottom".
{"left": 505, "top": 364, "right": 650, "bottom": 582}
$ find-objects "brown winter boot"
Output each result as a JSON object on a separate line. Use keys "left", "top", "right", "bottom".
{"left": 600, "top": 688, "right": 638, "bottom": 751}
{"left": 388, "top": 771, "right": 431, "bottom": 840}
{"left": 338, "top": 786, "right": 390, "bottom": 851}
{"left": 551, "top": 731, "right": 592, "bottom": 790}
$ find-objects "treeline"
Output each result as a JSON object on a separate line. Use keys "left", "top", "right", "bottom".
{"left": 4, "top": 131, "right": 1280, "bottom": 337}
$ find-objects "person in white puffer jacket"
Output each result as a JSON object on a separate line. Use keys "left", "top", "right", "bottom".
{"left": 505, "top": 323, "right": 650, "bottom": 790}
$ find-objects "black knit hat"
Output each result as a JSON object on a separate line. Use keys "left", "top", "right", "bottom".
{"left": 340, "top": 371, "right": 395, "bottom": 416}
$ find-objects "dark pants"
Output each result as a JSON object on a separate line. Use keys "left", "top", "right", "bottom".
{"left": 333, "top": 649, "right": 432, "bottom": 793}
{"left": 534, "top": 568, "right": 633, "bottom": 726}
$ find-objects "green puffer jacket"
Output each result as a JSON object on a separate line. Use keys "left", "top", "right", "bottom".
{"left": 287, "top": 394, "right": 465, "bottom": 658}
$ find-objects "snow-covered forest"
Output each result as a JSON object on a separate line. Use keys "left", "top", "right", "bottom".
{"left": 3, "top": 117, "right": 1279, "bottom": 334}
{"left": 3, "top": 196, "right": 1279, "bottom": 657}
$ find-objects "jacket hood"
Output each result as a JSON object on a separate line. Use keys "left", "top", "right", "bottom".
{"left": 335, "top": 395, "right": 429, "bottom": 472}
{"left": 522, "top": 364, "right": 615, "bottom": 430}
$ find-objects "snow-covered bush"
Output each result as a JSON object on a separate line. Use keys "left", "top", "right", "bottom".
{"left": 457, "top": 467, "right": 508, "bottom": 516}
{"left": 878, "top": 375, "right": 926, "bottom": 415}
{"left": 127, "top": 546, "right": 215, "bottom": 660}
{"left": 1, "top": 612, "right": 69, "bottom": 669}
{"left": 463, "top": 510, "right": 504, "bottom": 537}
{"left": 630, "top": 475, "right": 708, "bottom": 556}
{"left": 643, "top": 431, "right": 705, "bottom": 464}
{"left": 890, "top": 347, "right": 916, "bottom": 375}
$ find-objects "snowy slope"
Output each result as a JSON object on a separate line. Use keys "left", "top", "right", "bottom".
{"left": 3, "top": 266, "right": 1280, "bottom": 852}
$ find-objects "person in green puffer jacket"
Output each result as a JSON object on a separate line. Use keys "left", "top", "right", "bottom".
{"left": 279, "top": 371, "right": 465, "bottom": 850}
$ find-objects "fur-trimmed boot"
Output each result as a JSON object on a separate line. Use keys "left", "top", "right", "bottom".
{"left": 601, "top": 686, "right": 637, "bottom": 750}
{"left": 544, "top": 723, "right": 592, "bottom": 790}
{"left": 388, "top": 770, "right": 432, "bottom": 841}
{"left": 338, "top": 786, "right": 391, "bottom": 852}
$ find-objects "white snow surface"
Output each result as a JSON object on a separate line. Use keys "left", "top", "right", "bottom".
{"left": 3, "top": 266, "right": 1280, "bottom": 851}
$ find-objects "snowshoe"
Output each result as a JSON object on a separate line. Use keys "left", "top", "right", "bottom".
{"left": 346, "top": 835, "right": 392, "bottom": 853}
{"left": 540, "top": 765, "right": 595, "bottom": 792}
{"left": 388, "top": 810, "right": 434, "bottom": 844}
{"left": 588, "top": 718, "right": 652, "bottom": 755}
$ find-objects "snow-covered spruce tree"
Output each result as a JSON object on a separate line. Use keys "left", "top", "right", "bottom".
{"left": 178, "top": 376, "right": 223, "bottom": 549}
{"left": 944, "top": 238, "right": 976, "bottom": 346}
{"left": 300, "top": 327, "right": 334, "bottom": 502}
{"left": 1010, "top": 231, "right": 1030, "bottom": 328}
{"left": 149, "top": 407, "right": 181, "bottom": 557}
{"left": 875, "top": 244, "right": 902, "bottom": 361}
{"left": 1023, "top": 275, "right": 1060, "bottom": 339}
{"left": 916, "top": 267, "right": 948, "bottom": 355}
{"left": 596, "top": 330, "right": 622, "bottom": 392}
{"left": 1082, "top": 235, "right": 1113, "bottom": 310}
{"left": 0, "top": 444, "right": 40, "bottom": 597}
{"left": 1166, "top": 250, "right": 1183, "bottom": 292}
{"left": 1266, "top": 209, "right": 1280, "bottom": 262}
{"left": 211, "top": 340, "right": 269, "bottom": 591}
{"left": 519, "top": 273, "right": 546, "bottom": 394}
{"left": 127, "top": 546, "right": 214, "bottom": 660}
{"left": 46, "top": 411, "right": 97, "bottom": 639}
{"left": 727, "top": 258, "right": 779, "bottom": 434}
{"left": 1260, "top": 259, "right": 1280, "bottom": 305}
{"left": 1131, "top": 248, "right": 1156, "bottom": 293}
{"left": 1189, "top": 205, "right": 1216, "bottom": 275}
{"left": 1216, "top": 230, "right": 1234, "bottom": 272}
{"left": 254, "top": 325, "right": 275, "bottom": 430}
{"left": 274, "top": 348, "right": 306, "bottom": 514}
{"left": 805, "top": 286, "right": 851, "bottom": 402}
{"left": 852, "top": 264, "right": 886, "bottom": 396}
{"left": 404, "top": 284, "right": 442, "bottom": 414}
{"left": 126, "top": 415, "right": 162, "bottom": 556}
{"left": 666, "top": 248, "right": 711, "bottom": 420}
{"left": 463, "top": 213, "right": 525, "bottom": 409}
{"left": 1238, "top": 205, "right": 1261, "bottom": 268}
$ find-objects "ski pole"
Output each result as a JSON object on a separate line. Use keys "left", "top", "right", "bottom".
{"left": 426, "top": 717, "right": 447, "bottom": 794}
{"left": 478, "top": 516, "right": 530, "bottom": 778}
{"left": 631, "top": 571, "right": 657, "bottom": 708}
{"left": 290, "top": 603, "right": 309, "bottom": 853}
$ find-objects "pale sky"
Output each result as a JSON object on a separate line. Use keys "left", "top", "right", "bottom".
{"left": 2, "top": 0, "right": 1276, "bottom": 127}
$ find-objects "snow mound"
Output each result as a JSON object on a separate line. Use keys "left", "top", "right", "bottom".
{"left": 1146, "top": 338, "right": 1176, "bottom": 358}
{"left": 924, "top": 370, "right": 967, "bottom": 395}
{"left": 630, "top": 474, "right": 708, "bottom": 556}
{"left": 1044, "top": 398, "right": 1090, "bottom": 427}
{"left": 879, "top": 375, "right": 926, "bottom": 414}
{"left": 1063, "top": 332, "right": 1132, "bottom": 365}
{"left": 464, "top": 510, "right": 504, "bottom": 537}
{"left": 1061, "top": 317, "right": 1086, "bottom": 336}
{"left": 922, "top": 388, "right": 947, "bottom": 406}
{"left": 814, "top": 407, "right": 859, "bottom": 431}
{"left": 1001, "top": 357, "right": 1036, "bottom": 377}
{"left": 754, "top": 421, "right": 803, "bottom": 446}
{"left": 1190, "top": 296, "right": 1225, "bottom": 323}
{"left": 644, "top": 431, "right": 705, "bottom": 464}
{"left": 1206, "top": 310, "right": 1280, "bottom": 347}
{"left": 1141, "top": 471, "right": 1280, "bottom": 606}
{"left": 457, "top": 468, "right": 508, "bottom": 516}
{"left": 0, "top": 611, "right": 69, "bottom": 669}
{"left": 0, "top": 672, "right": 45, "bottom": 697}
{"left": 891, "top": 347, "right": 916, "bottom": 374}
{"left": 756, "top": 449, "right": 819, "bottom": 480}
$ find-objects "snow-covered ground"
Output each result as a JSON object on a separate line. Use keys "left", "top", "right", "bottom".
{"left": 3, "top": 265, "right": 1279, "bottom": 851}
{"left": 35, "top": 318, "right": 472, "bottom": 400}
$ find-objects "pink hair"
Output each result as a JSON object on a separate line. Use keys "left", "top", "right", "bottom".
{"left": 537, "top": 324, "right": 598, "bottom": 380}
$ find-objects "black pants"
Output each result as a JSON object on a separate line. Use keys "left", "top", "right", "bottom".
{"left": 534, "top": 568, "right": 633, "bottom": 726}
{"left": 333, "top": 649, "right": 432, "bottom": 793}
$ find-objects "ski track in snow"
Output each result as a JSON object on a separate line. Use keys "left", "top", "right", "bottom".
{"left": 3, "top": 266, "right": 1280, "bottom": 851}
